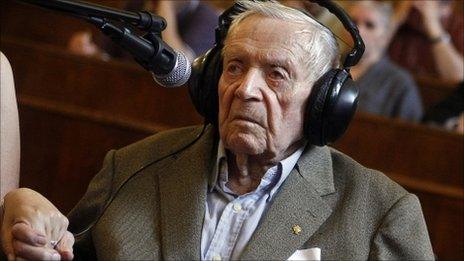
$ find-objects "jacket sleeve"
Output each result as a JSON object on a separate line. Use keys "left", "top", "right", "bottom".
{"left": 67, "top": 150, "right": 117, "bottom": 260}
{"left": 369, "top": 193, "right": 435, "bottom": 260}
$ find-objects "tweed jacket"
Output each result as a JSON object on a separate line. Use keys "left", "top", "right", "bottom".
{"left": 68, "top": 125, "right": 434, "bottom": 260}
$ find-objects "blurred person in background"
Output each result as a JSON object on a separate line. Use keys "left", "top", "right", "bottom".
{"left": 285, "top": 0, "right": 423, "bottom": 122}
{"left": 346, "top": 1, "right": 423, "bottom": 122}
{"left": 388, "top": 0, "right": 464, "bottom": 83}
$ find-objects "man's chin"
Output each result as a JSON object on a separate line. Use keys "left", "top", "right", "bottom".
{"left": 224, "top": 133, "right": 266, "bottom": 156}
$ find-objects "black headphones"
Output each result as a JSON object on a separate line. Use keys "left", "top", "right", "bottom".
{"left": 187, "top": 0, "right": 364, "bottom": 146}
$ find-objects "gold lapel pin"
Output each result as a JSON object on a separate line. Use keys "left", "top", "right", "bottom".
{"left": 292, "top": 225, "right": 302, "bottom": 235}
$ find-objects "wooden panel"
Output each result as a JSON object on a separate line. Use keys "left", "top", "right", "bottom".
{"left": 1, "top": 38, "right": 203, "bottom": 128}
{"left": 19, "top": 104, "right": 151, "bottom": 213}
{"left": 334, "top": 113, "right": 463, "bottom": 187}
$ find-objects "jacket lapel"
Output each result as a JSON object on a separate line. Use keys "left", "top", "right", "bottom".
{"left": 158, "top": 126, "right": 218, "bottom": 260}
{"left": 240, "top": 146, "right": 336, "bottom": 260}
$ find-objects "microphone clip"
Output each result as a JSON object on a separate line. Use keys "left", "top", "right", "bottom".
{"left": 88, "top": 17, "right": 176, "bottom": 75}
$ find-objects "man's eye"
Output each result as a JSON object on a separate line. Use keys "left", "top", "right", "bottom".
{"left": 226, "top": 63, "right": 243, "bottom": 75}
{"left": 269, "top": 69, "right": 286, "bottom": 80}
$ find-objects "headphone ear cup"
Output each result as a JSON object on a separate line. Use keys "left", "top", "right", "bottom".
{"left": 325, "top": 73, "right": 358, "bottom": 144}
{"left": 188, "top": 46, "right": 223, "bottom": 124}
{"left": 305, "top": 69, "right": 358, "bottom": 146}
{"left": 305, "top": 69, "right": 338, "bottom": 146}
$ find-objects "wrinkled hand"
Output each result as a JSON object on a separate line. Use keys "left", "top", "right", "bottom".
{"left": 1, "top": 188, "right": 74, "bottom": 260}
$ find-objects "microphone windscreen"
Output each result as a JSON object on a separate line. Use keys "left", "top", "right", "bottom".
{"left": 153, "top": 52, "right": 191, "bottom": 88}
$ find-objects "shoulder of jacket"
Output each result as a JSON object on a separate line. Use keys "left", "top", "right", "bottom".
{"left": 329, "top": 147, "right": 408, "bottom": 203}
{"left": 112, "top": 125, "right": 208, "bottom": 176}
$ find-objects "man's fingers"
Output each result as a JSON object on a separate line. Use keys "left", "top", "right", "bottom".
{"left": 13, "top": 240, "right": 61, "bottom": 261}
{"left": 56, "top": 231, "right": 74, "bottom": 261}
{"left": 11, "top": 222, "right": 47, "bottom": 246}
{"left": 48, "top": 213, "right": 69, "bottom": 248}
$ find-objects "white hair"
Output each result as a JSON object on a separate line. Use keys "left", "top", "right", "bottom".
{"left": 225, "top": 0, "right": 340, "bottom": 83}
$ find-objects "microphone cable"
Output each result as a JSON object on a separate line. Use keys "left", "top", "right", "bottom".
{"left": 73, "top": 121, "right": 209, "bottom": 239}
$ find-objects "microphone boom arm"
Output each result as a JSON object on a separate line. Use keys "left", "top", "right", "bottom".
{"left": 88, "top": 17, "right": 176, "bottom": 75}
{"left": 17, "top": 0, "right": 192, "bottom": 87}
{"left": 18, "top": 0, "right": 167, "bottom": 33}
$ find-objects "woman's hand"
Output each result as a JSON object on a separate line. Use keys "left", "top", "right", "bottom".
{"left": 1, "top": 188, "right": 74, "bottom": 260}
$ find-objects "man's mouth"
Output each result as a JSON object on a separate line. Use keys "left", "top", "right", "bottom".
{"left": 232, "top": 115, "right": 260, "bottom": 125}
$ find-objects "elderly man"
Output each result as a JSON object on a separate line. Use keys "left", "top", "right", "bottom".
{"left": 1, "top": 1, "right": 433, "bottom": 260}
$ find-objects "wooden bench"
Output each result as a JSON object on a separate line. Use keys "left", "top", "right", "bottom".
{"left": 334, "top": 113, "right": 463, "bottom": 187}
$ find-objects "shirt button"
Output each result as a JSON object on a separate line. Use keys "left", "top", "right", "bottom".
{"left": 233, "top": 203, "right": 242, "bottom": 212}
{"left": 212, "top": 255, "right": 222, "bottom": 261}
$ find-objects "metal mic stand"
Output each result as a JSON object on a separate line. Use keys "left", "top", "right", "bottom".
{"left": 18, "top": 0, "right": 167, "bottom": 33}
{"left": 18, "top": 0, "right": 177, "bottom": 75}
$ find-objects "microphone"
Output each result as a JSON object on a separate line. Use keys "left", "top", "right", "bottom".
{"left": 95, "top": 18, "right": 191, "bottom": 87}
{"left": 19, "top": 0, "right": 191, "bottom": 87}
{"left": 153, "top": 51, "right": 191, "bottom": 88}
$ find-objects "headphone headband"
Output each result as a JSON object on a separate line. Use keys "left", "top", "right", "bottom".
{"left": 310, "top": 0, "right": 364, "bottom": 68}
{"left": 216, "top": 0, "right": 364, "bottom": 69}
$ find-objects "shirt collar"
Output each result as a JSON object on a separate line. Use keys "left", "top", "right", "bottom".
{"left": 208, "top": 140, "right": 227, "bottom": 191}
{"left": 208, "top": 140, "right": 305, "bottom": 201}
{"left": 269, "top": 145, "right": 304, "bottom": 199}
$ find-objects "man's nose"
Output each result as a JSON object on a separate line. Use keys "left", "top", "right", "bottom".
{"left": 234, "top": 68, "right": 263, "bottom": 101}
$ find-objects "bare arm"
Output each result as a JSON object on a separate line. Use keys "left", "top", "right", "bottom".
{"left": 431, "top": 39, "right": 464, "bottom": 83}
{"left": 412, "top": 1, "right": 464, "bottom": 83}
{"left": 1, "top": 52, "right": 20, "bottom": 199}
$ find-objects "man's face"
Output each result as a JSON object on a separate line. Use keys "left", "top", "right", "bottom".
{"left": 348, "top": 4, "right": 388, "bottom": 60}
{"left": 218, "top": 15, "right": 313, "bottom": 160}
